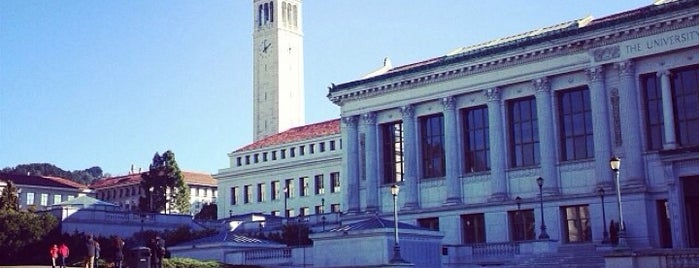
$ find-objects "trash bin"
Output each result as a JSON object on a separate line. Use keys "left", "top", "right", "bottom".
{"left": 128, "top": 247, "right": 151, "bottom": 268}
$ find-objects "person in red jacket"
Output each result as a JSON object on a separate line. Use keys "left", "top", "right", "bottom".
{"left": 49, "top": 244, "right": 59, "bottom": 268}
{"left": 59, "top": 243, "right": 70, "bottom": 268}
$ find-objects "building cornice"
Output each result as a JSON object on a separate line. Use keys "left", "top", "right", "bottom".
{"left": 327, "top": 1, "right": 699, "bottom": 106}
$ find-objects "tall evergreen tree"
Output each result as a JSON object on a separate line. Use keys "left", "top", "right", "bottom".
{"left": 0, "top": 179, "right": 19, "bottom": 211}
{"left": 139, "top": 151, "right": 189, "bottom": 214}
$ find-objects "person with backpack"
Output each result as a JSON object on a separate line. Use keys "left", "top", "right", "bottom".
{"left": 59, "top": 243, "right": 70, "bottom": 268}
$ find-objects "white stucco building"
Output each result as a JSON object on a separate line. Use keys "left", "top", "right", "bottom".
{"left": 216, "top": 119, "right": 343, "bottom": 221}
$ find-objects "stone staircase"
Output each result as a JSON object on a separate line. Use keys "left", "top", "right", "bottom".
{"left": 503, "top": 243, "right": 606, "bottom": 268}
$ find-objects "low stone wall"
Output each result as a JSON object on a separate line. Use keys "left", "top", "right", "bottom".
{"left": 605, "top": 248, "right": 699, "bottom": 268}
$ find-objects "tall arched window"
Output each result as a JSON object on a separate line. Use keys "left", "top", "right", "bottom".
{"left": 258, "top": 5, "right": 263, "bottom": 26}
{"left": 264, "top": 3, "right": 269, "bottom": 23}
{"left": 292, "top": 5, "right": 298, "bottom": 27}
{"left": 269, "top": 1, "right": 274, "bottom": 22}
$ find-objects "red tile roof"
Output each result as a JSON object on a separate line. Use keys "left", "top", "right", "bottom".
{"left": 0, "top": 173, "right": 89, "bottom": 190}
{"left": 90, "top": 171, "right": 216, "bottom": 189}
{"left": 235, "top": 119, "right": 341, "bottom": 152}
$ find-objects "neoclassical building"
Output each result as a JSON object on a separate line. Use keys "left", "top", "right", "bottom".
{"left": 328, "top": 0, "right": 699, "bottom": 251}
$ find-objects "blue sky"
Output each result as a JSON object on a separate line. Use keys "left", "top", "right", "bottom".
{"left": 1, "top": 0, "right": 653, "bottom": 176}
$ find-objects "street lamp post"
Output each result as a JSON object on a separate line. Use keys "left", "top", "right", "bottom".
{"left": 515, "top": 196, "right": 522, "bottom": 241}
{"left": 598, "top": 187, "right": 610, "bottom": 244}
{"left": 390, "top": 184, "right": 407, "bottom": 264}
{"left": 321, "top": 198, "right": 326, "bottom": 231}
{"left": 149, "top": 186, "right": 154, "bottom": 213}
{"left": 610, "top": 156, "right": 629, "bottom": 248}
{"left": 283, "top": 187, "right": 289, "bottom": 222}
{"left": 536, "top": 177, "right": 550, "bottom": 240}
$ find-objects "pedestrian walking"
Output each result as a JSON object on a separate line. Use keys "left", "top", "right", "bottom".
{"left": 94, "top": 241, "right": 100, "bottom": 267}
{"left": 84, "top": 234, "right": 96, "bottom": 268}
{"left": 114, "top": 236, "right": 124, "bottom": 268}
{"left": 50, "top": 244, "right": 59, "bottom": 268}
{"left": 59, "top": 243, "right": 70, "bottom": 268}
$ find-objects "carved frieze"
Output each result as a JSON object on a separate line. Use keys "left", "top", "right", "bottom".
{"left": 592, "top": 46, "right": 621, "bottom": 62}
{"left": 586, "top": 66, "right": 605, "bottom": 82}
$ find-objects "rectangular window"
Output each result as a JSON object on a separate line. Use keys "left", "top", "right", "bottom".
{"left": 245, "top": 155, "right": 250, "bottom": 165}
{"left": 263, "top": 152, "right": 268, "bottom": 162}
{"left": 315, "top": 205, "right": 324, "bottom": 214}
{"left": 236, "top": 157, "right": 242, "bottom": 166}
{"left": 299, "top": 145, "right": 305, "bottom": 156}
{"left": 243, "top": 185, "right": 251, "bottom": 204}
{"left": 285, "top": 179, "right": 295, "bottom": 198}
{"left": 271, "top": 210, "right": 280, "bottom": 217}
{"left": 315, "top": 174, "right": 325, "bottom": 195}
{"left": 257, "top": 183, "right": 266, "bottom": 202}
{"left": 254, "top": 154, "right": 259, "bottom": 163}
{"left": 508, "top": 209, "right": 535, "bottom": 241}
{"left": 290, "top": 148, "right": 296, "bottom": 157}
{"left": 330, "top": 204, "right": 340, "bottom": 213}
{"left": 319, "top": 142, "right": 326, "bottom": 152}
{"left": 559, "top": 87, "right": 594, "bottom": 161}
{"left": 381, "top": 121, "right": 404, "bottom": 183}
{"left": 281, "top": 149, "right": 286, "bottom": 159}
{"left": 300, "top": 207, "right": 310, "bottom": 216}
{"left": 310, "top": 144, "right": 315, "bottom": 154}
{"left": 286, "top": 208, "right": 295, "bottom": 218}
{"left": 40, "top": 193, "right": 48, "bottom": 206}
{"left": 26, "top": 192, "right": 34, "bottom": 205}
{"left": 420, "top": 114, "right": 445, "bottom": 178}
{"left": 330, "top": 140, "right": 336, "bottom": 151}
{"left": 461, "top": 213, "right": 486, "bottom": 244}
{"left": 671, "top": 67, "right": 699, "bottom": 147}
{"left": 418, "top": 217, "right": 440, "bottom": 231}
{"left": 462, "top": 106, "right": 490, "bottom": 173}
{"left": 272, "top": 151, "right": 277, "bottom": 160}
{"left": 562, "top": 205, "right": 592, "bottom": 243}
{"left": 300, "top": 177, "right": 309, "bottom": 196}
{"left": 271, "top": 181, "right": 280, "bottom": 200}
{"left": 67, "top": 195, "right": 75, "bottom": 201}
{"left": 509, "top": 97, "right": 540, "bottom": 167}
{"left": 231, "top": 187, "right": 239, "bottom": 205}
{"left": 330, "top": 172, "right": 341, "bottom": 193}
{"left": 53, "top": 195, "right": 62, "bottom": 205}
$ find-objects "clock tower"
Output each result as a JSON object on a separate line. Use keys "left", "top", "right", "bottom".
{"left": 252, "top": 0, "right": 305, "bottom": 141}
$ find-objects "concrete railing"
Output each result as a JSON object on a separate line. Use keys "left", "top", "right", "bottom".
{"left": 472, "top": 242, "right": 520, "bottom": 256}
{"left": 243, "top": 248, "right": 292, "bottom": 266}
{"left": 605, "top": 248, "right": 699, "bottom": 268}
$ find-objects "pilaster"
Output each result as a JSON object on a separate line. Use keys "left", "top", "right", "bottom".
{"left": 363, "top": 112, "right": 379, "bottom": 213}
{"left": 486, "top": 88, "right": 508, "bottom": 201}
{"left": 533, "top": 77, "right": 559, "bottom": 195}
{"left": 616, "top": 61, "right": 646, "bottom": 188}
{"left": 401, "top": 105, "right": 420, "bottom": 210}
{"left": 442, "top": 96, "right": 462, "bottom": 205}
{"left": 343, "top": 115, "right": 361, "bottom": 214}
{"left": 659, "top": 70, "right": 678, "bottom": 150}
{"left": 586, "top": 66, "right": 614, "bottom": 188}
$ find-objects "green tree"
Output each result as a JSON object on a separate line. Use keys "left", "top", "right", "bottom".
{"left": 194, "top": 203, "right": 217, "bottom": 220}
{"left": 0, "top": 179, "right": 19, "bottom": 211}
{"left": 0, "top": 209, "right": 58, "bottom": 262}
{"left": 140, "top": 151, "right": 190, "bottom": 214}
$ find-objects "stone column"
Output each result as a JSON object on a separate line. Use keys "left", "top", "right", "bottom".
{"left": 362, "top": 112, "right": 379, "bottom": 213}
{"left": 443, "top": 96, "right": 462, "bottom": 205}
{"left": 486, "top": 88, "right": 508, "bottom": 200}
{"left": 343, "top": 115, "right": 361, "bottom": 214}
{"left": 659, "top": 70, "right": 678, "bottom": 150}
{"left": 617, "top": 61, "right": 645, "bottom": 187}
{"left": 401, "top": 105, "right": 420, "bottom": 209}
{"left": 586, "top": 66, "right": 613, "bottom": 187}
{"left": 534, "top": 77, "right": 559, "bottom": 194}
